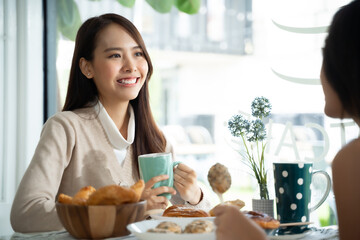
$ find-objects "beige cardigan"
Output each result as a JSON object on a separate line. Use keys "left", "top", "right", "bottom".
{"left": 10, "top": 107, "right": 210, "bottom": 233}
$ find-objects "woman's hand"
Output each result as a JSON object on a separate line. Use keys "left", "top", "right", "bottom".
{"left": 213, "top": 205, "right": 268, "bottom": 240}
{"left": 173, "top": 163, "right": 201, "bottom": 205}
{"left": 140, "top": 175, "right": 176, "bottom": 210}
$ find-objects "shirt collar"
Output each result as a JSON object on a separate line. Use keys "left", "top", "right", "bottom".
{"left": 95, "top": 101, "right": 135, "bottom": 150}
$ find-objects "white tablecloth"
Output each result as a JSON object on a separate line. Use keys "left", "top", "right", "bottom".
{"left": 2, "top": 226, "right": 338, "bottom": 240}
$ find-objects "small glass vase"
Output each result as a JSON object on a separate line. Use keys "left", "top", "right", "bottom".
{"left": 252, "top": 183, "right": 274, "bottom": 217}
{"left": 259, "top": 183, "right": 269, "bottom": 200}
{"left": 252, "top": 199, "right": 274, "bottom": 218}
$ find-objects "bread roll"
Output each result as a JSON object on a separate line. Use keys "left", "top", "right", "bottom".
{"left": 183, "top": 220, "right": 214, "bottom": 233}
{"left": 209, "top": 199, "right": 245, "bottom": 216}
{"left": 162, "top": 205, "right": 210, "bottom": 218}
{"left": 153, "top": 221, "right": 182, "bottom": 233}
{"left": 57, "top": 180, "right": 145, "bottom": 206}
{"left": 72, "top": 186, "right": 96, "bottom": 205}
{"left": 243, "top": 210, "right": 280, "bottom": 229}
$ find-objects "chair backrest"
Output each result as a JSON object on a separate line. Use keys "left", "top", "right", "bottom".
{"left": 185, "top": 125, "right": 213, "bottom": 144}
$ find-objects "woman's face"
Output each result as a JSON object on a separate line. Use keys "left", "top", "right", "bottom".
{"left": 320, "top": 64, "right": 345, "bottom": 118}
{"left": 87, "top": 23, "right": 148, "bottom": 106}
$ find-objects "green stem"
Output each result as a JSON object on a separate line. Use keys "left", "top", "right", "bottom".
{"left": 259, "top": 182, "right": 269, "bottom": 200}
{"left": 241, "top": 134, "right": 252, "bottom": 162}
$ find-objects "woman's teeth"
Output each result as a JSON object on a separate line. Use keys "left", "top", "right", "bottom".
{"left": 118, "top": 78, "right": 137, "bottom": 84}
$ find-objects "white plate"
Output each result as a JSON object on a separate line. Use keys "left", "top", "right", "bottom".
{"left": 127, "top": 219, "right": 216, "bottom": 240}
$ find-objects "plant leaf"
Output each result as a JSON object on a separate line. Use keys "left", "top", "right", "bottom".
{"left": 56, "top": 0, "right": 82, "bottom": 41}
{"left": 174, "top": 0, "right": 201, "bottom": 14}
{"left": 117, "top": 0, "right": 136, "bottom": 8}
{"left": 146, "top": 0, "right": 174, "bottom": 13}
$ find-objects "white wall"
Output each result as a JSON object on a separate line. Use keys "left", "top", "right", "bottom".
{"left": 0, "top": 0, "right": 43, "bottom": 235}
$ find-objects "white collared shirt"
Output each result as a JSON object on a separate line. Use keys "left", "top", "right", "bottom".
{"left": 95, "top": 101, "right": 135, "bottom": 164}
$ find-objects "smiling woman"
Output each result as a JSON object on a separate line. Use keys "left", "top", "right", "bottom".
{"left": 78, "top": 23, "right": 149, "bottom": 115}
{"left": 10, "top": 13, "right": 210, "bottom": 233}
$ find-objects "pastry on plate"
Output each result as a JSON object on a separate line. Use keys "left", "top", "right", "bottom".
{"left": 183, "top": 220, "right": 214, "bottom": 233}
{"left": 147, "top": 228, "right": 173, "bottom": 233}
{"left": 162, "top": 205, "right": 210, "bottom": 218}
{"left": 152, "top": 221, "right": 182, "bottom": 233}
{"left": 243, "top": 210, "right": 280, "bottom": 229}
{"left": 209, "top": 199, "right": 245, "bottom": 216}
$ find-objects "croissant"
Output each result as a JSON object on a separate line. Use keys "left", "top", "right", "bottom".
{"left": 57, "top": 179, "right": 145, "bottom": 206}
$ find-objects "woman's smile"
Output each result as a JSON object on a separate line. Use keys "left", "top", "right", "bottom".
{"left": 116, "top": 77, "right": 139, "bottom": 86}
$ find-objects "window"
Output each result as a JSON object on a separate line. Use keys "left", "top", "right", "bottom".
{"left": 48, "top": 0, "right": 356, "bottom": 227}
{"left": 0, "top": 0, "right": 43, "bottom": 234}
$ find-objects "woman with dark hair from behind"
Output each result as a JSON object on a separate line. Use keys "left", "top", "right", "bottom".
{"left": 10, "top": 13, "right": 209, "bottom": 233}
{"left": 213, "top": 1, "right": 360, "bottom": 239}
{"left": 322, "top": 1, "right": 360, "bottom": 239}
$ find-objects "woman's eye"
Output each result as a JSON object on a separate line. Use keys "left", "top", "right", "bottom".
{"left": 109, "top": 53, "right": 121, "bottom": 58}
{"left": 135, "top": 52, "right": 143, "bottom": 57}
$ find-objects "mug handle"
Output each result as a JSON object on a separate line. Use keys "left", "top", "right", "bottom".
{"left": 172, "top": 161, "right": 182, "bottom": 168}
{"left": 309, "top": 170, "right": 332, "bottom": 212}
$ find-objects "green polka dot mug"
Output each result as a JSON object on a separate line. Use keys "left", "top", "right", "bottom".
{"left": 273, "top": 162, "right": 331, "bottom": 224}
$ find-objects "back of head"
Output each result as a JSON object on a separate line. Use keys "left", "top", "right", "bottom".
{"left": 323, "top": 0, "right": 360, "bottom": 118}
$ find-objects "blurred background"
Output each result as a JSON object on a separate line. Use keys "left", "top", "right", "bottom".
{"left": 1, "top": 0, "right": 357, "bottom": 235}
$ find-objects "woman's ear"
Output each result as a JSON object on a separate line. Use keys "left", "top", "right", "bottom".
{"left": 79, "top": 57, "right": 93, "bottom": 79}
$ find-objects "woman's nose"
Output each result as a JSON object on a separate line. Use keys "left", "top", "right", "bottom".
{"left": 122, "top": 57, "right": 136, "bottom": 72}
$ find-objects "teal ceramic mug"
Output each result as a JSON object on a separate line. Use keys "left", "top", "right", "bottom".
{"left": 138, "top": 153, "right": 181, "bottom": 199}
{"left": 273, "top": 162, "right": 331, "bottom": 224}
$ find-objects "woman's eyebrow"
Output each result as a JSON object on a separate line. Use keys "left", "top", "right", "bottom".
{"left": 103, "top": 46, "right": 142, "bottom": 52}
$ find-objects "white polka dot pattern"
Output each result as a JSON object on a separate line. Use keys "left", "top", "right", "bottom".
{"left": 282, "top": 170, "right": 288, "bottom": 177}
{"left": 290, "top": 203, "right": 297, "bottom": 210}
{"left": 296, "top": 193, "right": 302, "bottom": 199}
{"left": 298, "top": 178, "right": 303, "bottom": 185}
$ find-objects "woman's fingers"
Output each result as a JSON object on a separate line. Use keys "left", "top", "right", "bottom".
{"left": 173, "top": 163, "right": 201, "bottom": 204}
{"left": 146, "top": 195, "right": 169, "bottom": 210}
{"left": 142, "top": 185, "right": 176, "bottom": 200}
{"left": 151, "top": 186, "right": 176, "bottom": 196}
{"left": 174, "top": 173, "right": 187, "bottom": 187}
{"left": 144, "top": 174, "right": 169, "bottom": 189}
{"left": 174, "top": 164, "right": 197, "bottom": 186}
{"left": 141, "top": 175, "right": 176, "bottom": 209}
{"left": 174, "top": 164, "right": 197, "bottom": 179}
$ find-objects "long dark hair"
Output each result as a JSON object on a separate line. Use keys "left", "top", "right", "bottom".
{"left": 63, "top": 14, "right": 166, "bottom": 171}
{"left": 322, "top": 0, "right": 360, "bottom": 119}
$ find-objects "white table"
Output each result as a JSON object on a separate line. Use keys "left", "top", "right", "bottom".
{"left": 2, "top": 225, "right": 338, "bottom": 240}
